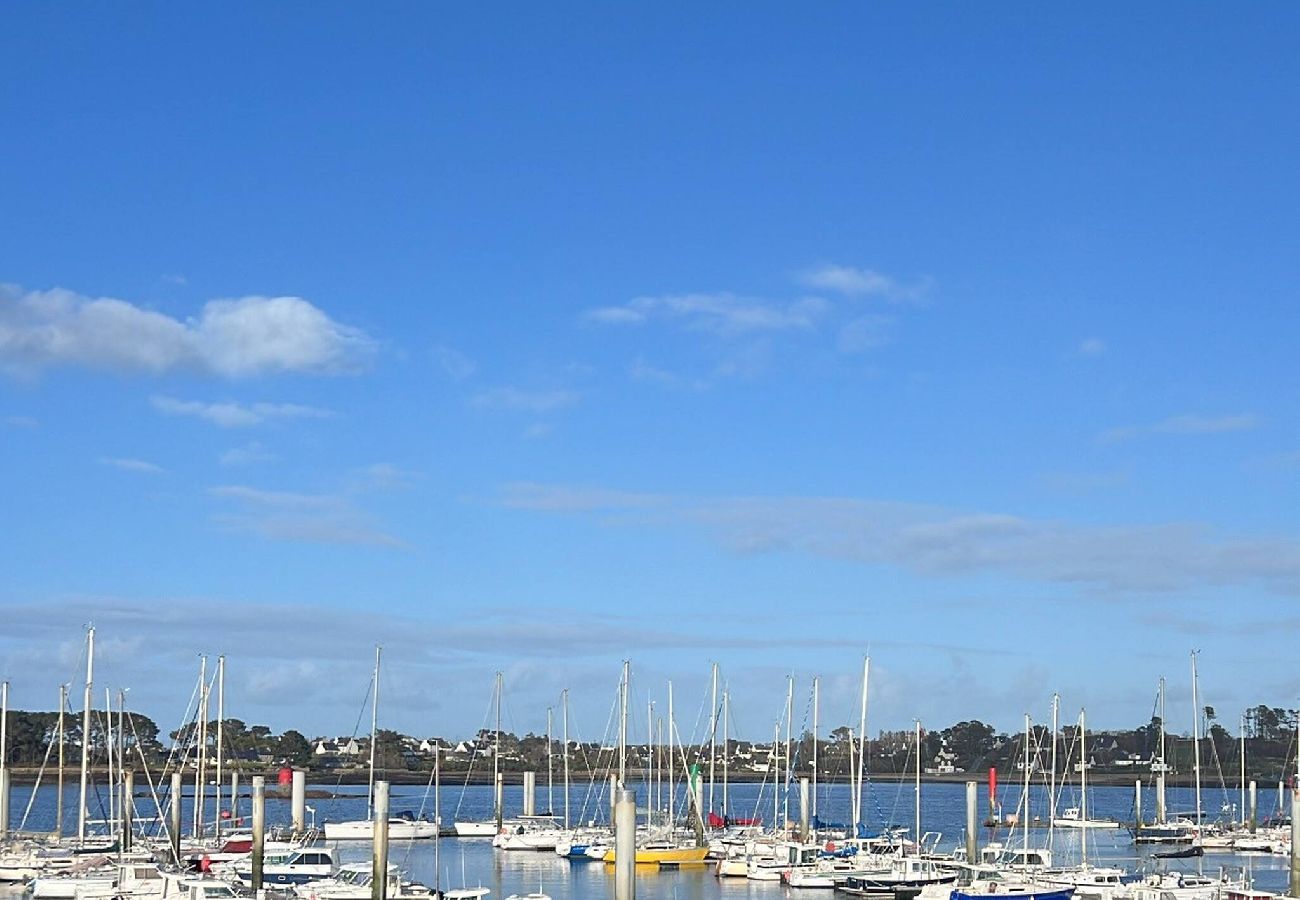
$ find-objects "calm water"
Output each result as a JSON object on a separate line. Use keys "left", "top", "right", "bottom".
{"left": 5, "top": 778, "right": 1293, "bottom": 899}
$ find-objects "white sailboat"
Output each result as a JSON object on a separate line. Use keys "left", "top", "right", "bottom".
{"left": 323, "top": 647, "right": 437, "bottom": 841}
{"left": 454, "top": 672, "right": 505, "bottom": 837}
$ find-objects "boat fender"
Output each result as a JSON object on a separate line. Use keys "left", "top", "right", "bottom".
{"left": 824, "top": 842, "right": 836, "bottom": 853}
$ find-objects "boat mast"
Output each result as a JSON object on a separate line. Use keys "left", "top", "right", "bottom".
{"left": 215, "top": 656, "right": 224, "bottom": 840}
{"left": 854, "top": 656, "right": 869, "bottom": 833}
{"left": 105, "top": 687, "right": 115, "bottom": 839}
{"left": 368, "top": 645, "right": 381, "bottom": 818}
{"left": 1080, "top": 708, "right": 1088, "bottom": 865}
{"left": 0, "top": 682, "right": 7, "bottom": 837}
{"left": 433, "top": 746, "right": 441, "bottom": 895}
{"left": 709, "top": 662, "right": 718, "bottom": 819}
{"left": 78, "top": 625, "right": 94, "bottom": 844}
{"left": 561, "top": 689, "right": 570, "bottom": 830}
{"left": 1022, "top": 713, "right": 1031, "bottom": 855}
{"left": 773, "top": 721, "right": 780, "bottom": 835}
{"left": 667, "top": 680, "right": 674, "bottom": 830}
{"left": 1157, "top": 676, "right": 1167, "bottom": 824}
{"left": 784, "top": 674, "right": 793, "bottom": 830}
{"left": 646, "top": 698, "right": 654, "bottom": 823}
{"left": 915, "top": 719, "right": 922, "bottom": 853}
{"left": 493, "top": 670, "right": 503, "bottom": 828}
{"left": 546, "top": 706, "right": 554, "bottom": 816}
{"left": 722, "top": 687, "right": 730, "bottom": 821}
{"left": 812, "top": 676, "right": 819, "bottom": 825}
{"left": 56, "top": 683, "right": 66, "bottom": 837}
{"left": 618, "top": 661, "right": 628, "bottom": 789}
{"left": 194, "top": 655, "right": 207, "bottom": 839}
{"left": 1240, "top": 712, "right": 1246, "bottom": 827}
{"left": 1049, "top": 693, "right": 1059, "bottom": 851}
{"left": 1191, "top": 651, "right": 1202, "bottom": 838}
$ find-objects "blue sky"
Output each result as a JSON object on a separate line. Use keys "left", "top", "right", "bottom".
{"left": 1, "top": 4, "right": 1297, "bottom": 743}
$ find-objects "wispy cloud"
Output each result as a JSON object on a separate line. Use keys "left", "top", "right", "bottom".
{"left": 98, "top": 456, "right": 168, "bottom": 476}
{"left": 220, "top": 441, "right": 277, "bottom": 467}
{"left": 837, "top": 314, "right": 893, "bottom": 353}
{"left": 209, "top": 483, "right": 403, "bottom": 548}
{"left": 152, "top": 395, "right": 333, "bottom": 428}
{"left": 0, "top": 284, "right": 373, "bottom": 378}
{"left": 1099, "top": 413, "right": 1259, "bottom": 444}
{"left": 356, "top": 462, "right": 417, "bottom": 490}
{"left": 432, "top": 343, "right": 477, "bottom": 381}
{"left": 470, "top": 386, "right": 579, "bottom": 413}
{"left": 3, "top": 415, "right": 37, "bottom": 429}
{"left": 800, "top": 264, "right": 932, "bottom": 303}
{"left": 499, "top": 482, "right": 1300, "bottom": 597}
{"left": 584, "top": 293, "right": 829, "bottom": 337}
{"left": 1078, "top": 337, "right": 1106, "bottom": 357}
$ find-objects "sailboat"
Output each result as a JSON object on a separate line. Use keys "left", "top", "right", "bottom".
{"left": 454, "top": 673, "right": 505, "bottom": 837}
{"left": 323, "top": 648, "right": 437, "bottom": 840}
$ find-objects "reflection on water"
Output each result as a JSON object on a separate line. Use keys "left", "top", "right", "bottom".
{"left": 4, "top": 780, "right": 1293, "bottom": 899}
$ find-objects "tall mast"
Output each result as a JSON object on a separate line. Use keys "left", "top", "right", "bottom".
{"left": 784, "top": 674, "right": 793, "bottom": 829}
{"left": 667, "top": 680, "right": 674, "bottom": 829}
{"left": 1240, "top": 713, "right": 1247, "bottom": 826}
{"left": 1191, "top": 651, "right": 1202, "bottom": 837}
{"left": 546, "top": 706, "right": 554, "bottom": 816}
{"left": 854, "top": 656, "right": 869, "bottom": 833}
{"left": 709, "top": 662, "right": 718, "bottom": 817}
{"left": 773, "top": 721, "right": 780, "bottom": 835}
{"left": 105, "top": 687, "right": 115, "bottom": 837}
{"left": 812, "top": 676, "right": 820, "bottom": 823}
{"left": 215, "top": 656, "right": 225, "bottom": 840}
{"left": 1080, "top": 708, "right": 1088, "bottom": 865}
{"left": 1158, "top": 676, "right": 1167, "bottom": 824}
{"left": 561, "top": 689, "right": 570, "bottom": 830}
{"left": 646, "top": 698, "right": 654, "bottom": 821}
{"left": 368, "top": 646, "right": 381, "bottom": 817}
{"left": 1049, "top": 693, "right": 1059, "bottom": 850}
{"left": 56, "top": 684, "right": 66, "bottom": 837}
{"left": 78, "top": 625, "right": 94, "bottom": 843}
{"left": 722, "top": 687, "right": 730, "bottom": 821}
{"left": 493, "top": 670, "right": 502, "bottom": 824}
{"left": 914, "top": 719, "right": 922, "bottom": 853}
{"left": 433, "top": 746, "right": 441, "bottom": 895}
{"left": 618, "top": 661, "right": 628, "bottom": 788}
{"left": 1, "top": 681, "right": 7, "bottom": 835}
{"left": 1022, "top": 713, "right": 1031, "bottom": 854}
{"left": 194, "top": 656, "right": 208, "bottom": 839}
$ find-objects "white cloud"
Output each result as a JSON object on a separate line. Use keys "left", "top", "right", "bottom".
{"left": 98, "top": 456, "right": 168, "bottom": 476}
{"left": 1078, "top": 337, "right": 1106, "bottom": 357}
{"left": 209, "top": 484, "right": 403, "bottom": 547}
{"left": 0, "top": 284, "right": 372, "bottom": 378}
{"left": 837, "top": 314, "right": 893, "bottom": 353}
{"left": 800, "top": 264, "right": 931, "bottom": 303}
{"left": 1100, "top": 413, "right": 1259, "bottom": 444}
{"left": 499, "top": 482, "right": 1300, "bottom": 597}
{"left": 470, "top": 387, "right": 579, "bottom": 413}
{"left": 152, "top": 395, "right": 333, "bottom": 428}
{"left": 432, "top": 344, "right": 477, "bottom": 381}
{"left": 219, "top": 442, "right": 277, "bottom": 467}
{"left": 585, "top": 293, "right": 829, "bottom": 337}
{"left": 357, "top": 462, "right": 417, "bottom": 490}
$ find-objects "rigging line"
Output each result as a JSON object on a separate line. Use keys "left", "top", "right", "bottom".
{"left": 452, "top": 684, "right": 497, "bottom": 819}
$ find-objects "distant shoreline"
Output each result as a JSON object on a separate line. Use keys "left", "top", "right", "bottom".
{"left": 0, "top": 766, "right": 1273, "bottom": 790}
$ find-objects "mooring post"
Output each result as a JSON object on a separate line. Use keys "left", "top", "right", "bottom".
{"left": 292, "top": 770, "right": 306, "bottom": 834}
{"left": 523, "top": 771, "right": 536, "bottom": 818}
{"left": 251, "top": 775, "right": 265, "bottom": 892}
{"left": 1134, "top": 780, "right": 1142, "bottom": 829}
{"left": 122, "top": 770, "right": 134, "bottom": 852}
{"left": 170, "top": 772, "right": 183, "bottom": 862}
{"left": 373, "top": 781, "right": 390, "bottom": 900}
{"left": 799, "top": 777, "right": 810, "bottom": 841}
{"left": 615, "top": 788, "right": 636, "bottom": 900}
{"left": 966, "top": 781, "right": 978, "bottom": 864}
{"left": 1249, "top": 781, "right": 1257, "bottom": 833}
{"left": 494, "top": 772, "right": 504, "bottom": 832}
